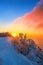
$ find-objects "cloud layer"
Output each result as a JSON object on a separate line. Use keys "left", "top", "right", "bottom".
{"left": 12, "top": 0, "right": 43, "bottom": 34}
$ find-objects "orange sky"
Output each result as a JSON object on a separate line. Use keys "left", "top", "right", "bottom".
{"left": 10, "top": 2, "right": 43, "bottom": 35}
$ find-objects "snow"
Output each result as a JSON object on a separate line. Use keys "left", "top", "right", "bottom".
{"left": 11, "top": 38, "right": 43, "bottom": 65}
{"left": 0, "top": 37, "right": 33, "bottom": 65}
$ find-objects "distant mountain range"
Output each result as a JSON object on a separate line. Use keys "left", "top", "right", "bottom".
{"left": 0, "top": 32, "right": 11, "bottom": 37}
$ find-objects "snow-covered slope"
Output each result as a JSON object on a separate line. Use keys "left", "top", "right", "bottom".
{"left": 0, "top": 37, "right": 33, "bottom": 65}
{"left": 12, "top": 38, "right": 43, "bottom": 65}
{"left": 27, "top": 39, "right": 43, "bottom": 65}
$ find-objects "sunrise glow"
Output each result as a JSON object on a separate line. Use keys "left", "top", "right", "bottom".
{"left": 10, "top": 32, "right": 18, "bottom": 37}
{"left": 11, "top": 33, "right": 17, "bottom": 37}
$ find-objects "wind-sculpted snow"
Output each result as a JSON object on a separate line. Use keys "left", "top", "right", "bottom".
{"left": 0, "top": 37, "right": 33, "bottom": 65}
{"left": 11, "top": 36, "right": 43, "bottom": 65}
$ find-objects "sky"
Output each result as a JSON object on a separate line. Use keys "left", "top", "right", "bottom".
{"left": 0, "top": 0, "right": 43, "bottom": 34}
{"left": 0, "top": 0, "right": 39, "bottom": 28}
{"left": 0, "top": 0, "right": 43, "bottom": 49}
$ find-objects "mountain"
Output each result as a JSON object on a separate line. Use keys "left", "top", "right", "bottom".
{"left": 0, "top": 32, "right": 10, "bottom": 37}
{"left": 0, "top": 37, "right": 33, "bottom": 65}
{"left": 26, "top": 39, "right": 43, "bottom": 65}
{"left": 11, "top": 37, "right": 43, "bottom": 65}
{"left": 0, "top": 34, "right": 43, "bottom": 65}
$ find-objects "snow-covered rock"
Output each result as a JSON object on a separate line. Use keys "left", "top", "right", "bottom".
{"left": 12, "top": 38, "right": 43, "bottom": 65}
{"left": 0, "top": 37, "right": 33, "bottom": 65}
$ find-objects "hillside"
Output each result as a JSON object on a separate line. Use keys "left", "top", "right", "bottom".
{"left": 0, "top": 37, "right": 33, "bottom": 65}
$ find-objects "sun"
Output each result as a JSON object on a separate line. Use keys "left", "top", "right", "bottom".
{"left": 10, "top": 32, "right": 17, "bottom": 37}
{"left": 11, "top": 33, "right": 17, "bottom": 37}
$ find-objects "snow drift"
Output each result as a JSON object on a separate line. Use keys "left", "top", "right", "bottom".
{"left": 0, "top": 37, "right": 33, "bottom": 65}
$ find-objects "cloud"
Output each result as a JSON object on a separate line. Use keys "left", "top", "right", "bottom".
{"left": 5, "top": 0, "right": 42, "bottom": 34}
{"left": 37, "top": 0, "right": 43, "bottom": 8}
{"left": 12, "top": 0, "right": 43, "bottom": 34}
{"left": 36, "top": 22, "right": 43, "bottom": 29}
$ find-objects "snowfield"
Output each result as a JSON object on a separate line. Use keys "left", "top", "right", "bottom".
{"left": 0, "top": 37, "right": 33, "bottom": 65}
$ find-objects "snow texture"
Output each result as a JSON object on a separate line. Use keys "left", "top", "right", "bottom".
{"left": 0, "top": 37, "right": 33, "bottom": 65}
